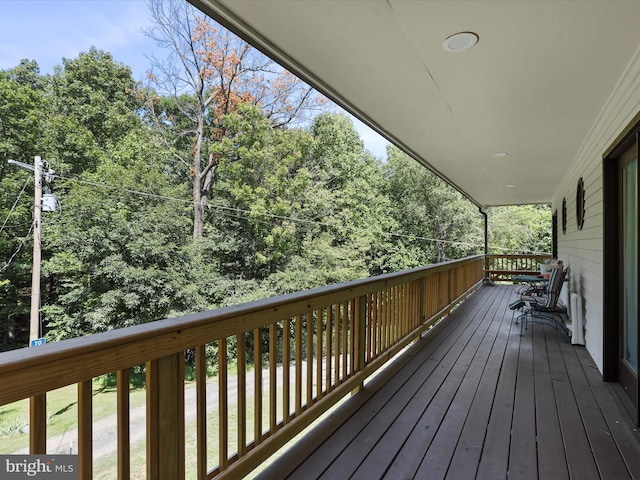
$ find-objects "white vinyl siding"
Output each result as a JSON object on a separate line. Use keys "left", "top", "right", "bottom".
{"left": 554, "top": 46, "right": 640, "bottom": 372}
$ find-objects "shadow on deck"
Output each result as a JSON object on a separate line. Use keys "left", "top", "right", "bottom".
{"left": 258, "top": 285, "right": 640, "bottom": 480}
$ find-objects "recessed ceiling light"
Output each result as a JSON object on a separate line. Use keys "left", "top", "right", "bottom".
{"left": 491, "top": 152, "right": 507, "bottom": 158}
{"left": 443, "top": 32, "right": 479, "bottom": 52}
{"left": 505, "top": 184, "right": 516, "bottom": 188}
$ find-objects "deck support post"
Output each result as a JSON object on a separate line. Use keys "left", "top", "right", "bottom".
{"left": 147, "top": 353, "right": 185, "bottom": 480}
{"left": 480, "top": 207, "right": 489, "bottom": 282}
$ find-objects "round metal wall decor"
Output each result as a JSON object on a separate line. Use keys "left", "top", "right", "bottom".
{"left": 576, "top": 177, "right": 585, "bottom": 230}
{"left": 562, "top": 197, "right": 567, "bottom": 234}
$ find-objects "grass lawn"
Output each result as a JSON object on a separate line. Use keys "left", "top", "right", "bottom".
{"left": 0, "top": 376, "right": 148, "bottom": 454}
{"left": 0, "top": 360, "right": 330, "bottom": 478}
{"left": 0, "top": 361, "right": 278, "bottom": 477}
{"left": 91, "top": 382, "right": 282, "bottom": 478}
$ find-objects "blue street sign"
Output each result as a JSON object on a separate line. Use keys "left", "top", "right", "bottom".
{"left": 30, "top": 337, "right": 46, "bottom": 347}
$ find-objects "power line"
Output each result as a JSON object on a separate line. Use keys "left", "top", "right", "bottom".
{"left": 0, "top": 222, "right": 33, "bottom": 229}
{"left": 0, "top": 222, "right": 34, "bottom": 274}
{"left": 54, "top": 172, "right": 544, "bottom": 254}
{"left": 0, "top": 177, "right": 30, "bottom": 237}
{"left": 55, "top": 172, "right": 486, "bottom": 249}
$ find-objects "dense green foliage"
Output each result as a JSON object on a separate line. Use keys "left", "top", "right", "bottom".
{"left": 0, "top": 48, "right": 550, "bottom": 350}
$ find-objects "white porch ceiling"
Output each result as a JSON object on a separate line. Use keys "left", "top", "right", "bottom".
{"left": 190, "top": 0, "right": 640, "bottom": 207}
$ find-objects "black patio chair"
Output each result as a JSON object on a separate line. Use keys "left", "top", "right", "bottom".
{"left": 517, "top": 266, "right": 569, "bottom": 340}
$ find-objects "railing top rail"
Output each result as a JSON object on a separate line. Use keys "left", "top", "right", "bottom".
{"left": 0, "top": 255, "right": 483, "bottom": 405}
{"left": 485, "top": 253, "right": 552, "bottom": 259}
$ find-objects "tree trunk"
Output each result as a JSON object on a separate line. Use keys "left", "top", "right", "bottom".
{"left": 192, "top": 140, "right": 204, "bottom": 238}
{"left": 192, "top": 105, "right": 206, "bottom": 239}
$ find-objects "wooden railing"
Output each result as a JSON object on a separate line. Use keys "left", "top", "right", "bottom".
{"left": 0, "top": 255, "right": 484, "bottom": 479}
{"left": 484, "top": 253, "right": 553, "bottom": 282}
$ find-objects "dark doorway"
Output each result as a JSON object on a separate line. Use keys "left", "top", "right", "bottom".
{"left": 604, "top": 121, "right": 640, "bottom": 424}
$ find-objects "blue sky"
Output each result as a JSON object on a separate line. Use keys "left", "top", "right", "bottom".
{"left": 0, "top": 0, "right": 389, "bottom": 157}
{"left": 1, "top": 0, "right": 156, "bottom": 81}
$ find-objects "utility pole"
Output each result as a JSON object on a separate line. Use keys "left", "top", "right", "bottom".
{"left": 30, "top": 156, "right": 43, "bottom": 343}
{"left": 8, "top": 156, "right": 49, "bottom": 344}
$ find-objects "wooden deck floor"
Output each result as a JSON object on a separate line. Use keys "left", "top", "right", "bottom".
{"left": 257, "top": 284, "right": 640, "bottom": 480}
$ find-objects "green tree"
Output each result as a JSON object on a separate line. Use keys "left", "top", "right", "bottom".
{"left": 1, "top": 50, "right": 216, "bottom": 340}
{"left": 203, "top": 110, "right": 390, "bottom": 297}
{"left": 45, "top": 47, "right": 139, "bottom": 174}
{"left": 488, "top": 204, "right": 551, "bottom": 254}
{"left": 304, "top": 113, "right": 392, "bottom": 277}
{"left": 0, "top": 59, "right": 47, "bottom": 159}
{"left": 41, "top": 127, "right": 204, "bottom": 339}
{"left": 383, "top": 147, "right": 483, "bottom": 267}
{"left": 208, "top": 105, "right": 313, "bottom": 280}
{"left": 0, "top": 60, "right": 49, "bottom": 349}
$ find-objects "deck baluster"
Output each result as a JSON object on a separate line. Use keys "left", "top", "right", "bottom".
{"left": 29, "top": 394, "right": 46, "bottom": 454}
{"left": 117, "top": 369, "right": 130, "bottom": 480}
